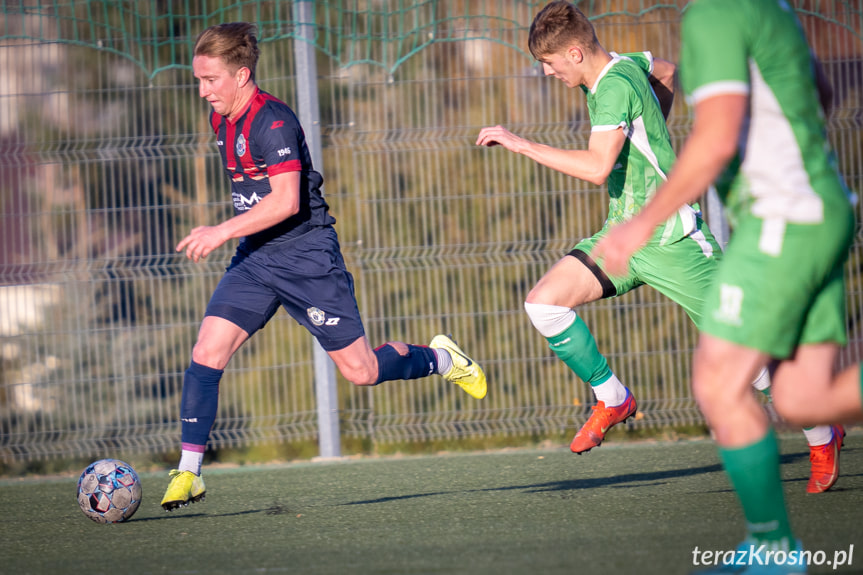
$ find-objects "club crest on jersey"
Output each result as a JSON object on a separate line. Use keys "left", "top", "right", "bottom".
{"left": 235, "top": 134, "right": 247, "bottom": 157}
{"left": 307, "top": 307, "right": 326, "bottom": 326}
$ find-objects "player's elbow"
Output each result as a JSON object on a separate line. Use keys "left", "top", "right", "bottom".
{"left": 585, "top": 167, "right": 611, "bottom": 186}
{"left": 276, "top": 203, "right": 301, "bottom": 222}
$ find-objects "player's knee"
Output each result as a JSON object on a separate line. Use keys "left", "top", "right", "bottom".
{"left": 524, "top": 284, "right": 549, "bottom": 306}
{"left": 190, "top": 340, "right": 230, "bottom": 371}
{"left": 523, "top": 302, "right": 575, "bottom": 338}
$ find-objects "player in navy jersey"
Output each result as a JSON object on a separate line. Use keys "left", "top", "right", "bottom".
{"left": 161, "top": 22, "right": 487, "bottom": 511}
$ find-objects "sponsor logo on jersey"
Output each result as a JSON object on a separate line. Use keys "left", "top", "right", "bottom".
{"left": 271, "top": 120, "right": 284, "bottom": 129}
{"left": 216, "top": 140, "right": 224, "bottom": 146}
{"left": 232, "top": 191, "right": 263, "bottom": 211}
{"left": 236, "top": 134, "right": 247, "bottom": 157}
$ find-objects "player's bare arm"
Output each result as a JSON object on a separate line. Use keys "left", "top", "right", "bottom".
{"left": 176, "top": 170, "right": 301, "bottom": 262}
{"left": 592, "top": 93, "right": 747, "bottom": 275}
{"left": 476, "top": 125, "right": 626, "bottom": 186}
{"left": 649, "top": 57, "right": 676, "bottom": 119}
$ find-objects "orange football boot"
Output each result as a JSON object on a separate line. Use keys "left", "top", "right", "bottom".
{"left": 570, "top": 388, "right": 637, "bottom": 454}
{"left": 806, "top": 424, "right": 845, "bottom": 494}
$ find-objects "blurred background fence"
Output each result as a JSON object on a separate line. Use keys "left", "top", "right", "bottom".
{"left": 1, "top": 0, "right": 861, "bottom": 464}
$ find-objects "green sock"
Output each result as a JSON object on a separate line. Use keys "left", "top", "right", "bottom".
{"left": 546, "top": 315, "right": 612, "bottom": 386}
{"left": 717, "top": 429, "right": 794, "bottom": 544}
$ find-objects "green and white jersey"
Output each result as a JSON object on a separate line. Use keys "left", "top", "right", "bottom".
{"left": 583, "top": 51, "right": 699, "bottom": 245}
{"left": 680, "top": 0, "right": 851, "bottom": 241}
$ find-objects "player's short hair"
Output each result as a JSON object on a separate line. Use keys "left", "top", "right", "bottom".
{"left": 528, "top": 1, "right": 599, "bottom": 60}
{"left": 194, "top": 22, "right": 260, "bottom": 79}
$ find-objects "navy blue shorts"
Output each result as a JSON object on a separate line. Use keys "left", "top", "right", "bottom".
{"left": 204, "top": 226, "right": 366, "bottom": 352}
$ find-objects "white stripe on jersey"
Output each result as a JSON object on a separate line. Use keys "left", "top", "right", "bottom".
{"left": 743, "top": 61, "right": 823, "bottom": 225}
{"left": 688, "top": 80, "right": 749, "bottom": 106}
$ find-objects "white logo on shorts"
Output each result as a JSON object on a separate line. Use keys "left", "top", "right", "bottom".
{"left": 307, "top": 307, "right": 326, "bottom": 326}
{"left": 714, "top": 283, "right": 744, "bottom": 327}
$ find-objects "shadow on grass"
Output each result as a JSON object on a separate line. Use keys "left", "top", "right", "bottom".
{"left": 342, "top": 462, "right": 726, "bottom": 506}
{"left": 341, "top": 445, "right": 861, "bottom": 506}
{"left": 132, "top": 507, "right": 274, "bottom": 522}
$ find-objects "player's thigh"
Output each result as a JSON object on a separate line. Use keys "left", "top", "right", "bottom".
{"left": 192, "top": 315, "right": 252, "bottom": 369}
{"left": 267, "top": 227, "right": 367, "bottom": 352}
{"left": 694, "top": 333, "right": 768, "bottom": 397}
{"left": 769, "top": 342, "right": 853, "bottom": 424}
{"left": 700, "top": 215, "right": 852, "bottom": 358}
{"left": 633, "top": 226, "right": 721, "bottom": 328}
{"left": 771, "top": 342, "right": 839, "bottom": 396}
{"left": 203, "top": 251, "right": 282, "bottom": 340}
{"left": 526, "top": 252, "right": 605, "bottom": 307}
{"left": 554, "top": 232, "right": 643, "bottom": 303}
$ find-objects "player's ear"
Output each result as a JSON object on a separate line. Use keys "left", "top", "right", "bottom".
{"left": 567, "top": 45, "right": 583, "bottom": 64}
{"left": 235, "top": 66, "right": 252, "bottom": 87}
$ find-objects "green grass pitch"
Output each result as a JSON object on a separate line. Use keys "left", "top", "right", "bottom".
{"left": 1, "top": 434, "right": 861, "bottom": 574}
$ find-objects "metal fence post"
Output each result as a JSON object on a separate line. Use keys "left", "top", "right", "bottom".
{"left": 293, "top": 0, "right": 341, "bottom": 458}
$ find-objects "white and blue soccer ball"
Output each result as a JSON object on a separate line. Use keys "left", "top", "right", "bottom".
{"left": 76, "top": 459, "right": 142, "bottom": 523}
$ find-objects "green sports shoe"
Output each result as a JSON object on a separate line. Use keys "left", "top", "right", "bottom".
{"left": 430, "top": 334, "right": 487, "bottom": 399}
{"left": 160, "top": 469, "right": 206, "bottom": 511}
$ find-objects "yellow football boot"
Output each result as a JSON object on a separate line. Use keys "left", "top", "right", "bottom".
{"left": 160, "top": 469, "right": 206, "bottom": 511}
{"left": 430, "top": 334, "right": 487, "bottom": 399}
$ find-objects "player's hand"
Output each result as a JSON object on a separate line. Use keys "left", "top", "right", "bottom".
{"left": 476, "top": 125, "right": 525, "bottom": 153}
{"left": 592, "top": 218, "right": 653, "bottom": 277}
{"left": 176, "top": 225, "right": 228, "bottom": 263}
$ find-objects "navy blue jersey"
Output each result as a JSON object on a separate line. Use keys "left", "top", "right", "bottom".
{"left": 210, "top": 88, "right": 335, "bottom": 249}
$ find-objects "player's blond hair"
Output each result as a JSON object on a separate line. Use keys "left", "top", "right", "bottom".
{"left": 528, "top": 1, "right": 599, "bottom": 60}
{"left": 194, "top": 22, "right": 260, "bottom": 80}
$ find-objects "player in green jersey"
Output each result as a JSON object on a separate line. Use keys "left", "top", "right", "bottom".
{"left": 477, "top": 0, "right": 842, "bottom": 494}
{"left": 477, "top": 0, "right": 719, "bottom": 456}
{"left": 594, "top": 0, "right": 861, "bottom": 571}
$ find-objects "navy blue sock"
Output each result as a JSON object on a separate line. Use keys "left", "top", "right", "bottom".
{"left": 180, "top": 360, "right": 224, "bottom": 446}
{"left": 373, "top": 344, "right": 437, "bottom": 384}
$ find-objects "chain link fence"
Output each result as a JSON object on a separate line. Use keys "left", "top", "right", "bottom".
{"left": 1, "top": 1, "right": 861, "bottom": 462}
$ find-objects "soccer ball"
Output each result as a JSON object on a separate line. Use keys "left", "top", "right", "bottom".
{"left": 76, "top": 459, "right": 142, "bottom": 523}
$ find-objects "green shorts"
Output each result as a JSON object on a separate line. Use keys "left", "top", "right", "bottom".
{"left": 699, "top": 208, "right": 854, "bottom": 358}
{"left": 573, "top": 216, "right": 722, "bottom": 328}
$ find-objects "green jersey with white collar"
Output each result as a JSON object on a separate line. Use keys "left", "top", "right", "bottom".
{"left": 582, "top": 51, "right": 699, "bottom": 245}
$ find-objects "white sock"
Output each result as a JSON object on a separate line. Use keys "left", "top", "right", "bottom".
{"left": 434, "top": 348, "right": 453, "bottom": 376}
{"left": 803, "top": 425, "right": 834, "bottom": 447}
{"left": 751, "top": 367, "right": 771, "bottom": 392}
{"left": 179, "top": 450, "right": 204, "bottom": 475}
{"left": 591, "top": 374, "right": 627, "bottom": 407}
